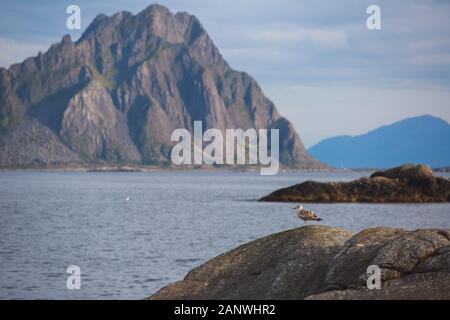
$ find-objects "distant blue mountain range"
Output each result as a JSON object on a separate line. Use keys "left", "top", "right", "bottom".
{"left": 308, "top": 115, "right": 450, "bottom": 169}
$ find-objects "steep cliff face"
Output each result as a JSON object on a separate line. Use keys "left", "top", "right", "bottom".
{"left": 0, "top": 4, "right": 324, "bottom": 169}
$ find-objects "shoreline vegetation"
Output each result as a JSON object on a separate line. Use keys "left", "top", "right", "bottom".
{"left": 149, "top": 225, "right": 450, "bottom": 300}
{"left": 1, "top": 163, "right": 450, "bottom": 174}
{"left": 0, "top": 164, "right": 330, "bottom": 173}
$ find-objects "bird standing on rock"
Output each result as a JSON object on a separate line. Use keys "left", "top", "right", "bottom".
{"left": 293, "top": 204, "right": 322, "bottom": 224}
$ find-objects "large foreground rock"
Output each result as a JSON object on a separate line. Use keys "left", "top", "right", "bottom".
{"left": 149, "top": 226, "right": 351, "bottom": 300}
{"left": 149, "top": 226, "right": 450, "bottom": 300}
{"left": 260, "top": 164, "right": 450, "bottom": 203}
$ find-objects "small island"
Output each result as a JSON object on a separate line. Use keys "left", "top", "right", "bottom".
{"left": 260, "top": 164, "right": 450, "bottom": 203}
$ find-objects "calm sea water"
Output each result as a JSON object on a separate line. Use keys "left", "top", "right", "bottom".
{"left": 0, "top": 171, "right": 449, "bottom": 299}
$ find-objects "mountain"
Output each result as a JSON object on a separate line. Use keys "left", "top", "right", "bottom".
{"left": 0, "top": 4, "right": 324, "bottom": 169}
{"left": 308, "top": 115, "right": 450, "bottom": 169}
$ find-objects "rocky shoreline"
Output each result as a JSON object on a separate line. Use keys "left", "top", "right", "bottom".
{"left": 149, "top": 226, "right": 450, "bottom": 300}
{"left": 260, "top": 164, "right": 450, "bottom": 203}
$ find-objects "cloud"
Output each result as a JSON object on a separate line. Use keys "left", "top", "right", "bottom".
{"left": 0, "top": 37, "right": 51, "bottom": 68}
{"left": 408, "top": 38, "right": 450, "bottom": 52}
{"left": 266, "top": 84, "right": 450, "bottom": 147}
{"left": 248, "top": 28, "right": 349, "bottom": 48}
{"left": 0, "top": 0, "right": 449, "bottom": 143}
{"left": 1, "top": 0, "right": 450, "bottom": 88}
{"left": 406, "top": 54, "right": 450, "bottom": 65}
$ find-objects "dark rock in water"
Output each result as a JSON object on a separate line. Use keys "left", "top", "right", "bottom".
{"left": 371, "top": 163, "right": 434, "bottom": 179}
{"left": 148, "top": 226, "right": 450, "bottom": 300}
{"left": 260, "top": 164, "right": 450, "bottom": 203}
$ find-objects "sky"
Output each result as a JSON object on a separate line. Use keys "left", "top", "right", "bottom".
{"left": 1, "top": 0, "right": 449, "bottom": 147}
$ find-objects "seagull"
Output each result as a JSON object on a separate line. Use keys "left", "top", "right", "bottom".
{"left": 126, "top": 197, "right": 132, "bottom": 202}
{"left": 293, "top": 204, "right": 322, "bottom": 224}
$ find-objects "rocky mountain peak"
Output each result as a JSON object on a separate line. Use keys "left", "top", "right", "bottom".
{"left": 79, "top": 4, "right": 205, "bottom": 46}
{"left": 0, "top": 4, "right": 325, "bottom": 170}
